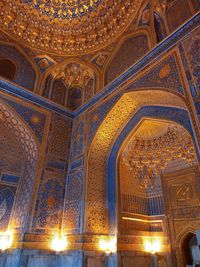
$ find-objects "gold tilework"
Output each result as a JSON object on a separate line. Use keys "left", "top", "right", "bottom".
{"left": 86, "top": 90, "right": 186, "bottom": 233}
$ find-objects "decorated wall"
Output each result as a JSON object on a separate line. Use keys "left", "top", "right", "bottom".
{"left": 0, "top": 43, "right": 36, "bottom": 90}
{"left": 0, "top": 5, "right": 199, "bottom": 267}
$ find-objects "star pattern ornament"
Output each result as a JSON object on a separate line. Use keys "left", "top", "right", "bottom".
{"left": 0, "top": 0, "right": 143, "bottom": 55}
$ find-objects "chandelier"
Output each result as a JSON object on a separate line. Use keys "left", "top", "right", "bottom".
{"left": 122, "top": 126, "right": 197, "bottom": 189}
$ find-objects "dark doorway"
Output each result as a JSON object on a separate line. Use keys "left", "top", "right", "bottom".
{"left": 182, "top": 233, "right": 200, "bottom": 266}
{"left": 0, "top": 59, "right": 16, "bottom": 81}
{"left": 154, "top": 13, "right": 166, "bottom": 43}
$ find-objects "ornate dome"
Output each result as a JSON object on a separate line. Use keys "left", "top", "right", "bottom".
{"left": 0, "top": 0, "right": 143, "bottom": 55}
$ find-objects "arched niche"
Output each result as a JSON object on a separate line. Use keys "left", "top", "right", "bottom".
{"left": 41, "top": 60, "right": 99, "bottom": 108}
{"left": 0, "top": 59, "right": 16, "bottom": 81}
{"left": 0, "top": 122, "right": 24, "bottom": 230}
{"left": 178, "top": 231, "right": 200, "bottom": 266}
{"left": 154, "top": 12, "right": 167, "bottom": 43}
{"left": 86, "top": 90, "right": 199, "bottom": 235}
{"left": 104, "top": 32, "right": 150, "bottom": 85}
{"left": 0, "top": 42, "right": 37, "bottom": 90}
{"left": 0, "top": 100, "right": 38, "bottom": 232}
{"left": 51, "top": 79, "right": 68, "bottom": 106}
{"left": 117, "top": 118, "right": 198, "bottom": 235}
{"left": 182, "top": 233, "right": 197, "bottom": 266}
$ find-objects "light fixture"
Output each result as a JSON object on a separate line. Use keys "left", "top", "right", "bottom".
{"left": 144, "top": 238, "right": 161, "bottom": 254}
{"left": 122, "top": 125, "right": 196, "bottom": 189}
{"left": 99, "top": 236, "right": 117, "bottom": 255}
{"left": 50, "top": 234, "right": 67, "bottom": 253}
{"left": 0, "top": 230, "right": 13, "bottom": 251}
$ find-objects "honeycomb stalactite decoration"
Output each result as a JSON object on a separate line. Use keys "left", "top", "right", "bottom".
{"left": 0, "top": 0, "right": 143, "bottom": 55}
{"left": 51, "top": 63, "right": 95, "bottom": 90}
{"left": 122, "top": 123, "right": 198, "bottom": 190}
{"left": 44, "top": 62, "right": 96, "bottom": 109}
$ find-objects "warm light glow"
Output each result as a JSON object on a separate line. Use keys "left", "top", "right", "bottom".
{"left": 144, "top": 238, "right": 162, "bottom": 254}
{"left": 122, "top": 216, "right": 162, "bottom": 223}
{"left": 50, "top": 234, "right": 67, "bottom": 252}
{"left": 99, "top": 236, "right": 117, "bottom": 255}
{"left": 0, "top": 230, "right": 13, "bottom": 251}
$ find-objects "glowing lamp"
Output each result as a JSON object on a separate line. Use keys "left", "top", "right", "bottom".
{"left": 99, "top": 236, "right": 117, "bottom": 255}
{"left": 144, "top": 238, "right": 161, "bottom": 254}
{"left": 0, "top": 231, "right": 13, "bottom": 251}
{"left": 50, "top": 234, "right": 67, "bottom": 252}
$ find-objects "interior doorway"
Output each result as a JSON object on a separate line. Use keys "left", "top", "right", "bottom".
{"left": 182, "top": 233, "right": 200, "bottom": 267}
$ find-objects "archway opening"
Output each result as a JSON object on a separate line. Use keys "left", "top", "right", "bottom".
{"left": 0, "top": 101, "right": 38, "bottom": 232}
{"left": 182, "top": 233, "right": 200, "bottom": 266}
{"left": 51, "top": 79, "right": 67, "bottom": 106}
{"left": 0, "top": 59, "right": 16, "bottom": 81}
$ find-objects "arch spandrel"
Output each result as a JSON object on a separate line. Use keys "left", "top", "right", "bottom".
{"left": 86, "top": 90, "right": 195, "bottom": 234}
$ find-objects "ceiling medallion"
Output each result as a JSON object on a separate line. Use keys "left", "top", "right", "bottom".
{"left": 0, "top": 0, "right": 143, "bottom": 55}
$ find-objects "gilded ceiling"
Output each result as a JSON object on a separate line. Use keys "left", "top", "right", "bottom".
{"left": 0, "top": 0, "right": 143, "bottom": 55}
{"left": 134, "top": 120, "right": 170, "bottom": 140}
{"left": 121, "top": 120, "right": 197, "bottom": 190}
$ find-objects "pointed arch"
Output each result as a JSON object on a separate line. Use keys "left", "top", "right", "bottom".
{"left": 0, "top": 41, "right": 39, "bottom": 90}
{"left": 86, "top": 90, "right": 199, "bottom": 234}
{"left": 0, "top": 58, "right": 16, "bottom": 81}
{"left": 177, "top": 228, "right": 198, "bottom": 266}
{"left": 0, "top": 100, "right": 39, "bottom": 232}
{"left": 40, "top": 58, "right": 100, "bottom": 95}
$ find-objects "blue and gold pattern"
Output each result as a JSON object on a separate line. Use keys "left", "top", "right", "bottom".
{"left": 0, "top": 0, "right": 143, "bottom": 55}
{"left": 0, "top": 8, "right": 199, "bottom": 262}
{"left": 0, "top": 185, "right": 16, "bottom": 231}
{"left": 20, "top": 0, "right": 101, "bottom": 21}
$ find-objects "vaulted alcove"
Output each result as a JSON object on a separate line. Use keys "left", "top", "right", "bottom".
{"left": 118, "top": 119, "right": 198, "bottom": 235}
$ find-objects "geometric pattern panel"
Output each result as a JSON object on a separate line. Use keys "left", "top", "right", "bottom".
{"left": 0, "top": 185, "right": 16, "bottom": 231}
{"left": 182, "top": 26, "right": 200, "bottom": 92}
{"left": 0, "top": 123, "right": 24, "bottom": 175}
{"left": 126, "top": 54, "right": 185, "bottom": 95}
{"left": 88, "top": 93, "right": 121, "bottom": 144}
{"left": 63, "top": 174, "right": 82, "bottom": 233}
{"left": 35, "top": 177, "right": 64, "bottom": 230}
{"left": 32, "top": 114, "right": 72, "bottom": 232}
{"left": 105, "top": 35, "right": 149, "bottom": 85}
{"left": 1, "top": 96, "right": 46, "bottom": 143}
{"left": 63, "top": 115, "right": 86, "bottom": 233}
{"left": 48, "top": 115, "right": 72, "bottom": 161}
{"left": 161, "top": 166, "right": 200, "bottom": 267}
